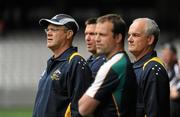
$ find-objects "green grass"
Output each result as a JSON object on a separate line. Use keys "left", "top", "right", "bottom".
{"left": 0, "top": 107, "right": 32, "bottom": 117}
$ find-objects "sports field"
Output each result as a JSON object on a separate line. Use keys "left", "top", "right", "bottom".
{"left": 0, "top": 107, "right": 32, "bottom": 117}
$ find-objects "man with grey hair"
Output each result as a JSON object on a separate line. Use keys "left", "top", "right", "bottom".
{"left": 128, "top": 18, "right": 170, "bottom": 117}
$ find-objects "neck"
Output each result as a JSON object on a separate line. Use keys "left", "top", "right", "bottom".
{"left": 107, "top": 47, "right": 124, "bottom": 60}
{"left": 134, "top": 48, "right": 153, "bottom": 61}
{"left": 91, "top": 51, "right": 98, "bottom": 57}
{"left": 52, "top": 45, "right": 70, "bottom": 58}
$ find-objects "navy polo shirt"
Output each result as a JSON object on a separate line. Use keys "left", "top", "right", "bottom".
{"left": 33, "top": 47, "right": 92, "bottom": 117}
{"left": 87, "top": 54, "right": 106, "bottom": 79}
{"left": 133, "top": 51, "right": 170, "bottom": 117}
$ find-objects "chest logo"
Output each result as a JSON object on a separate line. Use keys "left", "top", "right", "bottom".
{"left": 51, "top": 69, "right": 61, "bottom": 80}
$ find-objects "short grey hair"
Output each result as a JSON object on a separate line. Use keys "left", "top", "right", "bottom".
{"left": 133, "top": 18, "right": 160, "bottom": 47}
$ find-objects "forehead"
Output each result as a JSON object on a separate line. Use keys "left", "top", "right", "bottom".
{"left": 129, "top": 20, "right": 146, "bottom": 33}
{"left": 85, "top": 24, "right": 96, "bottom": 30}
{"left": 47, "top": 24, "right": 64, "bottom": 28}
{"left": 96, "top": 21, "right": 113, "bottom": 32}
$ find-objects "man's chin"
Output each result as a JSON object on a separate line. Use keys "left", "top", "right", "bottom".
{"left": 97, "top": 50, "right": 103, "bottom": 55}
{"left": 47, "top": 44, "right": 54, "bottom": 49}
{"left": 128, "top": 49, "right": 135, "bottom": 54}
{"left": 47, "top": 45, "right": 51, "bottom": 48}
{"left": 128, "top": 48, "right": 134, "bottom": 52}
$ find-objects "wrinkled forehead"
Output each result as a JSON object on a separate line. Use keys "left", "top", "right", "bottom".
{"left": 129, "top": 21, "right": 146, "bottom": 34}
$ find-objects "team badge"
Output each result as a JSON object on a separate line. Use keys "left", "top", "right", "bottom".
{"left": 51, "top": 69, "right": 61, "bottom": 80}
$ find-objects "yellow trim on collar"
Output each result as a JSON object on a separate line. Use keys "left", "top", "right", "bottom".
{"left": 143, "top": 57, "right": 165, "bottom": 70}
{"left": 69, "top": 52, "right": 81, "bottom": 63}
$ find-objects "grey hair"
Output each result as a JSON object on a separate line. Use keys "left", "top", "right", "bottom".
{"left": 133, "top": 18, "right": 160, "bottom": 47}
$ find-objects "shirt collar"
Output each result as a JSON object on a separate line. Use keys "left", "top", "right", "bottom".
{"left": 107, "top": 51, "right": 126, "bottom": 60}
{"left": 49, "top": 47, "right": 78, "bottom": 62}
{"left": 133, "top": 51, "right": 157, "bottom": 69}
{"left": 88, "top": 54, "right": 106, "bottom": 61}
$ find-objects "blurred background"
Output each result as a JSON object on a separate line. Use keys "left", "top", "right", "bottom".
{"left": 0, "top": 0, "right": 180, "bottom": 116}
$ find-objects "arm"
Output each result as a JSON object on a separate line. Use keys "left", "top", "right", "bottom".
{"left": 143, "top": 63, "right": 170, "bottom": 117}
{"left": 78, "top": 59, "right": 120, "bottom": 116}
{"left": 68, "top": 56, "right": 92, "bottom": 117}
{"left": 78, "top": 94, "right": 100, "bottom": 116}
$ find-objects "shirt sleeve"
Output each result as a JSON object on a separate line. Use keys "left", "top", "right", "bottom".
{"left": 68, "top": 56, "right": 92, "bottom": 117}
{"left": 85, "top": 62, "right": 119, "bottom": 101}
{"left": 143, "top": 62, "right": 170, "bottom": 117}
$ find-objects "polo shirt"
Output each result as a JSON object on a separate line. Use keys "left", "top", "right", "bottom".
{"left": 133, "top": 51, "right": 170, "bottom": 117}
{"left": 85, "top": 52, "right": 137, "bottom": 117}
{"left": 33, "top": 47, "right": 92, "bottom": 117}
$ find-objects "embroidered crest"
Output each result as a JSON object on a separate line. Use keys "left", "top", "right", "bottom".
{"left": 51, "top": 69, "right": 61, "bottom": 80}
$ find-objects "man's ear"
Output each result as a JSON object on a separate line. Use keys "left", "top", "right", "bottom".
{"left": 115, "top": 34, "right": 122, "bottom": 43}
{"left": 147, "top": 35, "right": 154, "bottom": 45}
{"left": 66, "top": 30, "right": 74, "bottom": 39}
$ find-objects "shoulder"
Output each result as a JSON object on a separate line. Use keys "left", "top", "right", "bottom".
{"left": 146, "top": 61, "right": 166, "bottom": 75}
{"left": 143, "top": 57, "right": 165, "bottom": 71}
{"left": 143, "top": 57, "right": 169, "bottom": 81}
{"left": 97, "top": 55, "right": 106, "bottom": 62}
{"left": 101, "top": 53, "right": 129, "bottom": 75}
{"left": 69, "top": 52, "right": 86, "bottom": 63}
{"left": 68, "top": 52, "right": 89, "bottom": 69}
{"left": 111, "top": 53, "right": 129, "bottom": 69}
